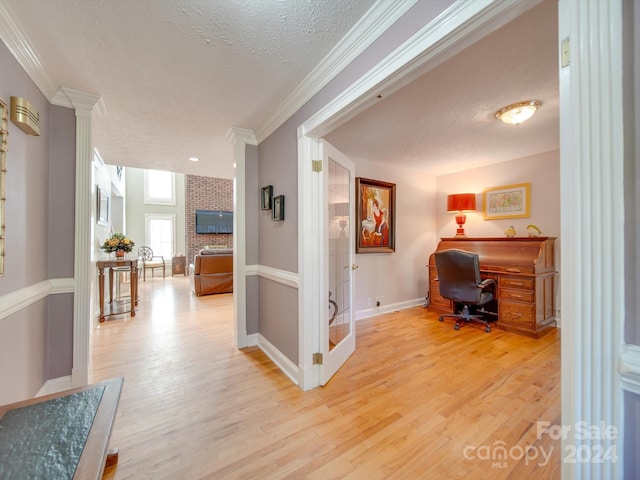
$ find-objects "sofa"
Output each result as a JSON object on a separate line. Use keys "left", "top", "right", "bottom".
{"left": 189, "top": 248, "right": 233, "bottom": 296}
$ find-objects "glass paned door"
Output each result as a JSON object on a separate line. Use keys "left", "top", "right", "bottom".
{"left": 321, "top": 140, "right": 355, "bottom": 385}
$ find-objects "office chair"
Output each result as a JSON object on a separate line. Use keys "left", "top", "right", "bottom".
{"left": 434, "top": 249, "right": 497, "bottom": 332}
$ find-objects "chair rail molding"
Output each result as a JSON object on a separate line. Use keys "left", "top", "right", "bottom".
{"left": 0, "top": 278, "right": 74, "bottom": 322}
{"left": 246, "top": 264, "right": 299, "bottom": 289}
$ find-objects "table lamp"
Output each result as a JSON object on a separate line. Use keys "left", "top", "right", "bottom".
{"left": 447, "top": 193, "right": 476, "bottom": 237}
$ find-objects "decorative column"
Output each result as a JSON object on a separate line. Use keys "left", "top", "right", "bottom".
{"left": 53, "top": 87, "right": 101, "bottom": 388}
{"left": 226, "top": 127, "right": 257, "bottom": 348}
{"left": 559, "top": 1, "right": 624, "bottom": 478}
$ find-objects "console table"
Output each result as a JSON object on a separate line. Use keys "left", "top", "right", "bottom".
{"left": 428, "top": 237, "right": 557, "bottom": 338}
{"left": 0, "top": 377, "right": 123, "bottom": 479}
{"left": 97, "top": 259, "right": 139, "bottom": 322}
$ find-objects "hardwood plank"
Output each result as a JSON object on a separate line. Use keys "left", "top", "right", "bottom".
{"left": 94, "top": 276, "right": 560, "bottom": 479}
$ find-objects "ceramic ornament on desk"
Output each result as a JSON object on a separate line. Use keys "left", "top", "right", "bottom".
{"left": 527, "top": 224, "right": 541, "bottom": 237}
{"left": 504, "top": 225, "right": 516, "bottom": 238}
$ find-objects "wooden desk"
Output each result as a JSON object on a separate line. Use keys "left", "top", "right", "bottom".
{"left": 97, "top": 259, "right": 138, "bottom": 322}
{"left": 428, "top": 237, "right": 557, "bottom": 338}
{"left": 0, "top": 377, "right": 123, "bottom": 479}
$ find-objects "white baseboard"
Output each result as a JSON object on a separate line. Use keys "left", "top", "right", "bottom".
{"left": 257, "top": 334, "right": 300, "bottom": 386}
{"left": 356, "top": 297, "right": 426, "bottom": 321}
{"left": 36, "top": 375, "right": 72, "bottom": 397}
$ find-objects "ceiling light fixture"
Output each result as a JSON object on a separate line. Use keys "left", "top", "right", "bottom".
{"left": 495, "top": 100, "right": 541, "bottom": 125}
{"left": 189, "top": 157, "right": 199, "bottom": 162}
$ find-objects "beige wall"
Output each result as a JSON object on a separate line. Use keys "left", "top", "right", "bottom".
{"left": 354, "top": 158, "right": 436, "bottom": 314}
{"left": 435, "top": 150, "right": 560, "bottom": 239}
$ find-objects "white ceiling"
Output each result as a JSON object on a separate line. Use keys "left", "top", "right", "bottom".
{"left": 1, "top": 0, "right": 558, "bottom": 180}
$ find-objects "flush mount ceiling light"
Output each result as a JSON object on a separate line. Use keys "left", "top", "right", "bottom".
{"left": 495, "top": 100, "right": 541, "bottom": 125}
{"left": 189, "top": 157, "right": 199, "bottom": 162}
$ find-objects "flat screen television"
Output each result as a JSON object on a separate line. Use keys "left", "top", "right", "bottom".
{"left": 195, "top": 210, "right": 233, "bottom": 234}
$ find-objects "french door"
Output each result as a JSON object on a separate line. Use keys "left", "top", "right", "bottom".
{"left": 320, "top": 140, "right": 356, "bottom": 385}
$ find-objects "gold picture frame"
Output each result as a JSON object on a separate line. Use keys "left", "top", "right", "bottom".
{"left": 483, "top": 183, "right": 531, "bottom": 220}
{"left": 355, "top": 177, "right": 396, "bottom": 253}
{"left": 0, "top": 98, "right": 7, "bottom": 275}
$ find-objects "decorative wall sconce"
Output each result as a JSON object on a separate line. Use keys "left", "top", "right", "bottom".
{"left": 10, "top": 96, "right": 40, "bottom": 136}
{"left": 447, "top": 193, "right": 476, "bottom": 237}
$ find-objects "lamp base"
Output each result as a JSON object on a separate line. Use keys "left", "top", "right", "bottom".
{"left": 454, "top": 227, "right": 467, "bottom": 237}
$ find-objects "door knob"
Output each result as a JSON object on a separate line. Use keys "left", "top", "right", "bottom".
{"left": 352, "top": 264, "right": 358, "bottom": 270}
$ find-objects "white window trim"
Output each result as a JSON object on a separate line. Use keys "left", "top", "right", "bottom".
{"left": 144, "top": 170, "right": 176, "bottom": 205}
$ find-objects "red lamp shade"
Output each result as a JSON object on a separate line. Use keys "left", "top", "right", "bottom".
{"left": 447, "top": 193, "right": 476, "bottom": 212}
{"left": 447, "top": 193, "right": 476, "bottom": 237}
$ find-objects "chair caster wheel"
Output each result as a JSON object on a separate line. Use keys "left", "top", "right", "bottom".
{"left": 485, "top": 326, "right": 491, "bottom": 333}
{"left": 438, "top": 317, "right": 444, "bottom": 322}
{"left": 454, "top": 324, "right": 460, "bottom": 330}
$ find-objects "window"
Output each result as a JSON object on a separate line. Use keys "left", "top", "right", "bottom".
{"left": 145, "top": 214, "right": 175, "bottom": 259}
{"left": 144, "top": 169, "right": 176, "bottom": 205}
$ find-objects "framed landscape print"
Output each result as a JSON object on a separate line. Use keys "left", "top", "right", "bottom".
{"left": 483, "top": 182, "right": 530, "bottom": 220}
{"left": 355, "top": 177, "right": 395, "bottom": 253}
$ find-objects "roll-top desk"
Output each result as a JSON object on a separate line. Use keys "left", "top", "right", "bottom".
{"left": 428, "top": 237, "right": 557, "bottom": 338}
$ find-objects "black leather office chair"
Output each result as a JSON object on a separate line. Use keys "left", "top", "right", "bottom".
{"left": 434, "top": 249, "right": 497, "bottom": 332}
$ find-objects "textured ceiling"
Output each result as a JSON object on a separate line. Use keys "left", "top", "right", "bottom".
{"left": 2, "top": 0, "right": 376, "bottom": 178}
{"left": 325, "top": 0, "right": 559, "bottom": 175}
{"left": 2, "top": 0, "right": 558, "bottom": 180}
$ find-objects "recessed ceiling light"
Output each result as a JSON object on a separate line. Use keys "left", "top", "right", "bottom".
{"left": 495, "top": 100, "right": 541, "bottom": 125}
{"left": 189, "top": 157, "right": 199, "bottom": 162}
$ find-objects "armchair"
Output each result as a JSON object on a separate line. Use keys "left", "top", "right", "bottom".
{"left": 138, "top": 246, "right": 165, "bottom": 281}
{"left": 434, "top": 249, "right": 497, "bottom": 332}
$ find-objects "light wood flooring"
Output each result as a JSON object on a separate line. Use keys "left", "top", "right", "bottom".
{"left": 94, "top": 275, "right": 561, "bottom": 479}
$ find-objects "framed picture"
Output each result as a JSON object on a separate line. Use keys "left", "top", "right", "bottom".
{"left": 355, "top": 177, "right": 396, "bottom": 253}
{"left": 483, "top": 182, "right": 531, "bottom": 220}
{"left": 97, "top": 186, "right": 110, "bottom": 226}
{"left": 261, "top": 185, "right": 273, "bottom": 210}
{"left": 272, "top": 195, "right": 285, "bottom": 221}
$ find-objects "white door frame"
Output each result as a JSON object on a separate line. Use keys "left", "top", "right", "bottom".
{"left": 297, "top": 0, "right": 545, "bottom": 390}
{"left": 298, "top": 1, "right": 628, "bottom": 477}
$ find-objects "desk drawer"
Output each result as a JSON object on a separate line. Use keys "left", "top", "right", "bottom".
{"left": 499, "top": 301, "right": 535, "bottom": 327}
{"left": 429, "top": 280, "right": 452, "bottom": 308}
{"left": 500, "top": 275, "right": 534, "bottom": 290}
{"left": 501, "top": 287, "right": 534, "bottom": 303}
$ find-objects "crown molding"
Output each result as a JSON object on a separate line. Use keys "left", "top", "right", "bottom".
{"left": 300, "top": 0, "right": 541, "bottom": 138}
{"left": 51, "top": 87, "right": 104, "bottom": 115}
{"left": 226, "top": 127, "right": 257, "bottom": 146}
{"left": 255, "top": 0, "right": 418, "bottom": 144}
{"left": 0, "top": 0, "right": 58, "bottom": 100}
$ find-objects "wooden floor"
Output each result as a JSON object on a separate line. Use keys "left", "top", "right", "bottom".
{"left": 93, "top": 275, "right": 561, "bottom": 479}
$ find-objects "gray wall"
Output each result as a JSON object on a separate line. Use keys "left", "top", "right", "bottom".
{"left": 245, "top": 144, "right": 259, "bottom": 335}
{"left": 0, "top": 40, "right": 76, "bottom": 404}
{"left": 256, "top": 0, "right": 455, "bottom": 363}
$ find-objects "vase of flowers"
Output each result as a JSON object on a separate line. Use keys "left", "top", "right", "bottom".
{"left": 102, "top": 233, "right": 135, "bottom": 258}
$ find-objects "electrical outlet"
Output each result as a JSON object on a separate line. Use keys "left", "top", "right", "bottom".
{"left": 367, "top": 298, "right": 372, "bottom": 307}
{"left": 376, "top": 298, "right": 381, "bottom": 307}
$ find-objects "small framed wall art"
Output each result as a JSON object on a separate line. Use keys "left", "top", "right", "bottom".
{"left": 97, "top": 185, "right": 110, "bottom": 226}
{"left": 261, "top": 185, "right": 273, "bottom": 210}
{"left": 483, "top": 182, "right": 531, "bottom": 220}
{"left": 272, "top": 195, "right": 285, "bottom": 221}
